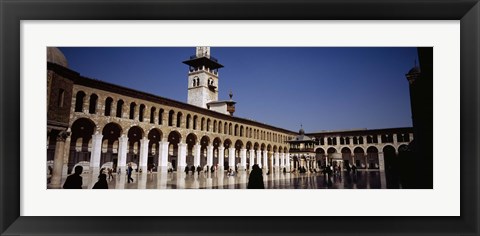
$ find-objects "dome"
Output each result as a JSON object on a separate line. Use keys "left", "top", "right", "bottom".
{"left": 47, "top": 47, "right": 68, "bottom": 67}
{"left": 299, "top": 128, "right": 305, "bottom": 135}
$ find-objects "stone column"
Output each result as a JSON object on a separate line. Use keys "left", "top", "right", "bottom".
{"left": 228, "top": 147, "right": 235, "bottom": 171}
{"left": 351, "top": 152, "right": 355, "bottom": 168}
{"left": 61, "top": 135, "right": 71, "bottom": 177}
{"left": 249, "top": 149, "right": 255, "bottom": 170}
{"left": 285, "top": 153, "right": 290, "bottom": 171}
{"left": 377, "top": 134, "right": 382, "bottom": 144}
{"left": 364, "top": 154, "right": 368, "bottom": 169}
{"left": 263, "top": 150, "right": 268, "bottom": 170}
{"left": 240, "top": 148, "right": 247, "bottom": 171}
{"left": 158, "top": 140, "right": 169, "bottom": 172}
{"left": 89, "top": 133, "right": 103, "bottom": 169}
{"left": 139, "top": 137, "right": 149, "bottom": 172}
{"left": 280, "top": 153, "right": 285, "bottom": 169}
{"left": 50, "top": 131, "right": 69, "bottom": 188}
{"left": 256, "top": 150, "right": 262, "bottom": 168}
{"left": 178, "top": 142, "right": 187, "bottom": 171}
{"left": 194, "top": 143, "right": 201, "bottom": 167}
{"left": 274, "top": 152, "right": 280, "bottom": 172}
{"left": 378, "top": 152, "right": 385, "bottom": 170}
{"left": 117, "top": 135, "right": 128, "bottom": 173}
{"left": 218, "top": 146, "right": 225, "bottom": 172}
{"left": 393, "top": 134, "right": 398, "bottom": 145}
{"left": 207, "top": 145, "right": 214, "bottom": 167}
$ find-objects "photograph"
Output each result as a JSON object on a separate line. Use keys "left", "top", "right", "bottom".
{"left": 47, "top": 46, "right": 433, "bottom": 190}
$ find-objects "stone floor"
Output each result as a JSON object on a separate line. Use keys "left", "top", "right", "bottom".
{"left": 49, "top": 170, "right": 387, "bottom": 189}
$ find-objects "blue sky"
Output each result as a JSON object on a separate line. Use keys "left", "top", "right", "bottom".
{"left": 58, "top": 47, "right": 417, "bottom": 132}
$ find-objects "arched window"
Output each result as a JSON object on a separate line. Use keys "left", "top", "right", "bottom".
{"left": 176, "top": 112, "right": 182, "bottom": 128}
{"left": 158, "top": 108, "right": 164, "bottom": 125}
{"left": 89, "top": 94, "right": 98, "bottom": 114}
{"left": 224, "top": 123, "right": 228, "bottom": 134}
{"left": 345, "top": 137, "right": 350, "bottom": 145}
{"left": 240, "top": 126, "right": 244, "bottom": 137}
{"left": 193, "top": 115, "right": 198, "bottom": 130}
{"left": 213, "top": 120, "right": 217, "bottom": 132}
{"left": 359, "top": 137, "right": 364, "bottom": 144}
{"left": 207, "top": 119, "right": 211, "bottom": 132}
{"left": 74, "top": 91, "right": 85, "bottom": 112}
{"left": 139, "top": 104, "right": 145, "bottom": 122}
{"left": 104, "top": 97, "right": 113, "bottom": 116}
{"left": 218, "top": 121, "right": 222, "bottom": 133}
{"left": 340, "top": 137, "right": 345, "bottom": 145}
{"left": 229, "top": 123, "right": 232, "bottom": 135}
{"left": 186, "top": 114, "right": 191, "bottom": 129}
{"left": 129, "top": 102, "right": 136, "bottom": 119}
{"left": 168, "top": 110, "right": 174, "bottom": 126}
{"left": 234, "top": 125, "right": 238, "bottom": 136}
{"left": 116, "top": 100, "right": 124, "bottom": 118}
{"left": 367, "top": 136, "right": 373, "bottom": 144}
{"left": 150, "top": 107, "right": 156, "bottom": 124}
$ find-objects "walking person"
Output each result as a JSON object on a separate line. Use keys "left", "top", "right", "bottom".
{"left": 127, "top": 163, "right": 134, "bottom": 183}
{"left": 196, "top": 165, "right": 202, "bottom": 175}
{"left": 63, "top": 165, "right": 83, "bottom": 189}
{"left": 107, "top": 168, "right": 114, "bottom": 180}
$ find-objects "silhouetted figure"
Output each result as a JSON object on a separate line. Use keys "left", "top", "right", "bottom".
{"left": 190, "top": 165, "right": 195, "bottom": 174}
{"left": 196, "top": 165, "right": 202, "bottom": 175}
{"left": 92, "top": 173, "right": 108, "bottom": 189}
{"left": 211, "top": 166, "right": 215, "bottom": 173}
{"left": 205, "top": 165, "right": 209, "bottom": 173}
{"left": 63, "top": 165, "right": 83, "bottom": 189}
{"left": 107, "top": 168, "right": 113, "bottom": 180}
{"left": 127, "top": 163, "right": 134, "bottom": 183}
{"left": 247, "top": 164, "right": 265, "bottom": 189}
{"left": 283, "top": 167, "right": 286, "bottom": 173}
{"left": 352, "top": 165, "right": 357, "bottom": 174}
{"left": 184, "top": 166, "right": 189, "bottom": 174}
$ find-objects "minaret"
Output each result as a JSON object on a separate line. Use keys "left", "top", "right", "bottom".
{"left": 183, "top": 47, "right": 224, "bottom": 108}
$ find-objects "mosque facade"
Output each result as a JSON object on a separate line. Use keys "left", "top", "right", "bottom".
{"left": 46, "top": 47, "right": 414, "bottom": 188}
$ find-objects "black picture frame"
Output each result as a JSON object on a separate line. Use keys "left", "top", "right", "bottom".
{"left": 1, "top": 0, "right": 479, "bottom": 235}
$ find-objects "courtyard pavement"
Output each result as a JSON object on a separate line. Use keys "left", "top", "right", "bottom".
{"left": 49, "top": 170, "right": 387, "bottom": 189}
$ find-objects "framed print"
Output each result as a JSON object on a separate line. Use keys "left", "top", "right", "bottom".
{"left": 1, "top": 0, "right": 479, "bottom": 235}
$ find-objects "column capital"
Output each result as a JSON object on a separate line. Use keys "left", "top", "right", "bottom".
{"left": 218, "top": 146, "right": 225, "bottom": 151}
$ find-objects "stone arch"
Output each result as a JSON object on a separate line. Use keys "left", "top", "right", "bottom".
{"left": 185, "top": 133, "right": 198, "bottom": 166}
{"left": 126, "top": 126, "right": 145, "bottom": 167}
{"left": 68, "top": 118, "right": 96, "bottom": 173}
{"left": 100, "top": 122, "right": 122, "bottom": 169}
{"left": 367, "top": 146, "right": 379, "bottom": 169}
{"left": 383, "top": 145, "right": 396, "bottom": 172}
{"left": 234, "top": 139, "right": 244, "bottom": 167}
{"left": 353, "top": 146, "right": 365, "bottom": 168}
{"left": 212, "top": 137, "right": 222, "bottom": 166}
{"left": 341, "top": 147, "right": 352, "bottom": 168}
{"left": 147, "top": 128, "right": 162, "bottom": 170}
{"left": 167, "top": 130, "right": 182, "bottom": 170}
{"left": 200, "top": 135, "right": 210, "bottom": 167}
